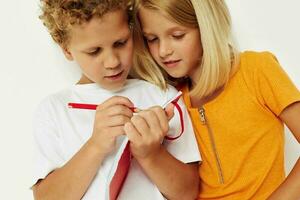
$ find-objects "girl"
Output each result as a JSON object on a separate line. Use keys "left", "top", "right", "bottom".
{"left": 133, "top": 0, "right": 300, "bottom": 199}
{"left": 32, "top": 0, "right": 200, "bottom": 199}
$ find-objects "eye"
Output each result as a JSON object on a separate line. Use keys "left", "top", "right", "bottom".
{"left": 145, "top": 36, "right": 158, "bottom": 43}
{"left": 87, "top": 48, "right": 101, "bottom": 56}
{"left": 114, "top": 39, "right": 128, "bottom": 48}
{"left": 172, "top": 33, "right": 185, "bottom": 40}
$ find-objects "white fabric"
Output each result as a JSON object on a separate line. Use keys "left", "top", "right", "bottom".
{"left": 32, "top": 79, "right": 201, "bottom": 200}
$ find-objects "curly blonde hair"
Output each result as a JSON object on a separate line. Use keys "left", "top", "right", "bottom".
{"left": 39, "top": 0, "right": 131, "bottom": 48}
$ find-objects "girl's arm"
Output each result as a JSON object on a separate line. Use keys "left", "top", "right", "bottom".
{"left": 136, "top": 147, "right": 199, "bottom": 200}
{"left": 268, "top": 101, "right": 300, "bottom": 200}
{"left": 33, "top": 97, "right": 134, "bottom": 200}
{"left": 125, "top": 104, "right": 199, "bottom": 200}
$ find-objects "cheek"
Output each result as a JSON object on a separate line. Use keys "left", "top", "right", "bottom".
{"left": 184, "top": 40, "right": 202, "bottom": 63}
{"left": 118, "top": 40, "right": 133, "bottom": 66}
{"left": 77, "top": 57, "right": 94, "bottom": 70}
{"left": 148, "top": 44, "right": 159, "bottom": 61}
{"left": 121, "top": 49, "right": 133, "bottom": 67}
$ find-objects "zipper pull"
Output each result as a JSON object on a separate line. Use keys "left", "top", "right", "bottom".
{"left": 199, "top": 107, "right": 206, "bottom": 124}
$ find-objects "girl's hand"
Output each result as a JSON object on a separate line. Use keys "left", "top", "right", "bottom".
{"left": 89, "top": 96, "right": 134, "bottom": 156}
{"left": 124, "top": 103, "right": 175, "bottom": 160}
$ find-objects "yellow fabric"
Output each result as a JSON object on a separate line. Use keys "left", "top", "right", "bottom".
{"left": 182, "top": 51, "right": 300, "bottom": 200}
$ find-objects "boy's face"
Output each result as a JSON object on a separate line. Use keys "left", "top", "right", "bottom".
{"left": 63, "top": 9, "right": 133, "bottom": 91}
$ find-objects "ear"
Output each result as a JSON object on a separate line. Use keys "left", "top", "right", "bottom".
{"left": 61, "top": 46, "right": 74, "bottom": 61}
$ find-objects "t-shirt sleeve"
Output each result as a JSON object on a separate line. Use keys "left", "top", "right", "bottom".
{"left": 163, "top": 86, "right": 201, "bottom": 163}
{"left": 31, "top": 97, "right": 65, "bottom": 188}
{"left": 255, "top": 52, "right": 300, "bottom": 116}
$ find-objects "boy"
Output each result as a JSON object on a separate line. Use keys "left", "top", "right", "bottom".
{"left": 32, "top": 0, "right": 200, "bottom": 199}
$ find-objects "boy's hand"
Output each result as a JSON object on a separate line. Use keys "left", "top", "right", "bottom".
{"left": 89, "top": 96, "right": 134, "bottom": 156}
{"left": 124, "top": 104, "right": 175, "bottom": 160}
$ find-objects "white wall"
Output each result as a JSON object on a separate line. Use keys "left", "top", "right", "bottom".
{"left": 0, "top": 1, "right": 299, "bottom": 199}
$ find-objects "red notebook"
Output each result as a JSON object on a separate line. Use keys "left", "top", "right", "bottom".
{"left": 102, "top": 137, "right": 131, "bottom": 200}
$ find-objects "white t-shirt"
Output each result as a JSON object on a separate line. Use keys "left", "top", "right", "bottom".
{"left": 32, "top": 79, "right": 201, "bottom": 200}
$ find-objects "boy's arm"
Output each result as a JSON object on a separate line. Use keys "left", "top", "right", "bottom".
{"left": 33, "top": 139, "right": 106, "bottom": 200}
{"left": 268, "top": 102, "right": 300, "bottom": 200}
{"left": 33, "top": 96, "right": 134, "bottom": 200}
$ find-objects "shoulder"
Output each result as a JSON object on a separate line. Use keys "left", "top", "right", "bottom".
{"left": 241, "top": 51, "right": 276, "bottom": 60}
{"left": 125, "top": 79, "right": 178, "bottom": 99}
{"left": 240, "top": 51, "right": 279, "bottom": 71}
{"left": 238, "top": 51, "right": 281, "bottom": 80}
{"left": 34, "top": 87, "right": 73, "bottom": 116}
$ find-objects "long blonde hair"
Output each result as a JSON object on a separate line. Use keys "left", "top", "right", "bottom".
{"left": 133, "top": 0, "right": 239, "bottom": 98}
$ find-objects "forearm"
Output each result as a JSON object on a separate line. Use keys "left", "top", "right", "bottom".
{"left": 33, "top": 139, "right": 105, "bottom": 200}
{"left": 268, "top": 158, "right": 300, "bottom": 200}
{"left": 137, "top": 147, "right": 199, "bottom": 200}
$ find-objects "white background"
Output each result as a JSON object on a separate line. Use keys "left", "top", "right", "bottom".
{"left": 0, "top": 1, "right": 299, "bottom": 199}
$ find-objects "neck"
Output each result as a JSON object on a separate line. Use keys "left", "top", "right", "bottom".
{"left": 77, "top": 75, "right": 94, "bottom": 84}
{"left": 190, "top": 86, "right": 224, "bottom": 108}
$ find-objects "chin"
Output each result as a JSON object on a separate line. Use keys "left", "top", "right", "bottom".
{"left": 105, "top": 82, "right": 126, "bottom": 92}
{"left": 168, "top": 72, "right": 186, "bottom": 79}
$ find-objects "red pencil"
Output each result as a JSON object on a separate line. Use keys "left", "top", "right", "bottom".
{"left": 68, "top": 103, "right": 138, "bottom": 112}
{"left": 68, "top": 91, "right": 182, "bottom": 112}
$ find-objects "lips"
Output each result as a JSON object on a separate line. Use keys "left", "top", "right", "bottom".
{"left": 163, "top": 59, "right": 181, "bottom": 68}
{"left": 104, "top": 71, "right": 123, "bottom": 80}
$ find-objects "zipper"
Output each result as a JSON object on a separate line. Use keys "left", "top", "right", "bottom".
{"left": 199, "top": 107, "right": 225, "bottom": 184}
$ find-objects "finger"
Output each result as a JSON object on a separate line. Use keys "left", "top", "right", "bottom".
{"left": 130, "top": 115, "right": 150, "bottom": 138}
{"left": 150, "top": 106, "right": 169, "bottom": 134}
{"left": 165, "top": 103, "right": 175, "bottom": 121}
{"left": 106, "top": 105, "right": 133, "bottom": 118}
{"left": 103, "top": 115, "right": 132, "bottom": 127}
{"left": 124, "top": 122, "right": 142, "bottom": 144}
{"left": 97, "top": 96, "right": 134, "bottom": 111}
{"left": 138, "top": 110, "right": 163, "bottom": 139}
{"left": 94, "top": 108, "right": 132, "bottom": 128}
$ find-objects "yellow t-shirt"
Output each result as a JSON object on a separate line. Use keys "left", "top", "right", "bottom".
{"left": 182, "top": 51, "right": 300, "bottom": 200}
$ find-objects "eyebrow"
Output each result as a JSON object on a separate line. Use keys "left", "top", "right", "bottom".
{"left": 84, "top": 46, "right": 101, "bottom": 52}
{"left": 143, "top": 26, "right": 187, "bottom": 36}
{"left": 142, "top": 32, "right": 154, "bottom": 37}
{"left": 82, "top": 31, "right": 131, "bottom": 52}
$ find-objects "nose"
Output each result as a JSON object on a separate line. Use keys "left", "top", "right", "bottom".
{"left": 103, "top": 50, "right": 120, "bottom": 69}
{"left": 159, "top": 40, "right": 173, "bottom": 58}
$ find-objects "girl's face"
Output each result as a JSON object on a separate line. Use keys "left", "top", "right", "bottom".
{"left": 139, "top": 7, "right": 203, "bottom": 80}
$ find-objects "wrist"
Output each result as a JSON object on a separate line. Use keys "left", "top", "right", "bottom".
{"left": 136, "top": 145, "right": 164, "bottom": 165}
{"left": 86, "top": 137, "right": 108, "bottom": 159}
